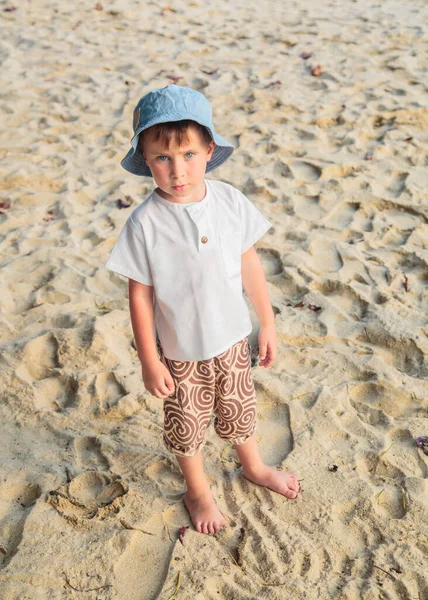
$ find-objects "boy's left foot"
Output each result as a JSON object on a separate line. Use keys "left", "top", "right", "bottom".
{"left": 243, "top": 465, "right": 300, "bottom": 499}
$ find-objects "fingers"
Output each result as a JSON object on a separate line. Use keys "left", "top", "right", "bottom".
{"left": 155, "top": 389, "right": 174, "bottom": 398}
{"left": 259, "top": 356, "right": 273, "bottom": 368}
{"left": 259, "top": 345, "right": 275, "bottom": 368}
{"left": 154, "top": 380, "right": 175, "bottom": 398}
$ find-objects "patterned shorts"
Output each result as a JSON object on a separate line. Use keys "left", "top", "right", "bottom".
{"left": 156, "top": 336, "right": 256, "bottom": 457}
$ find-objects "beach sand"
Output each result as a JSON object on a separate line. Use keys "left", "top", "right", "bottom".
{"left": 0, "top": 0, "right": 427, "bottom": 598}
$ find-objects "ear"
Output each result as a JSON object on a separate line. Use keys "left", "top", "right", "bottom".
{"left": 207, "top": 140, "right": 216, "bottom": 159}
{"left": 140, "top": 149, "right": 148, "bottom": 165}
{"left": 137, "top": 134, "right": 147, "bottom": 163}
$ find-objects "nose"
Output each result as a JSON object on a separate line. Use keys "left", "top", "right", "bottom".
{"left": 170, "top": 157, "right": 185, "bottom": 179}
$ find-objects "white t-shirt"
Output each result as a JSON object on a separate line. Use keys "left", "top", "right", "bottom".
{"left": 105, "top": 179, "right": 273, "bottom": 361}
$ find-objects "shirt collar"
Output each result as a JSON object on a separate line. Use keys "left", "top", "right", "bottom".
{"left": 152, "top": 179, "right": 211, "bottom": 213}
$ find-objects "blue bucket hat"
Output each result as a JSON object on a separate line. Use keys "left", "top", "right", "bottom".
{"left": 121, "top": 84, "right": 235, "bottom": 177}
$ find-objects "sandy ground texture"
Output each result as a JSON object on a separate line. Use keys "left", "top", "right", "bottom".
{"left": 1, "top": 0, "right": 428, "bottom": 598}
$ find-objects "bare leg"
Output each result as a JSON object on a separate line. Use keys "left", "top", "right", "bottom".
{"left": 234, "top": 435, "right": 300, "bottom": 499}
{"left": 175, "top": 452, "right": 226, "bottom": 534}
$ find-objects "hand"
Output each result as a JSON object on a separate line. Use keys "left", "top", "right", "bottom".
{"left": 258, "top": 324, "right": 277, "bottom": 368}
{"left": 142, "top": 359, "right": 175, "bottom": 398}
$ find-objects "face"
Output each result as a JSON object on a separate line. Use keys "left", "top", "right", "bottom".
{"left": 140, "top": 124, "right": 215, "bottom": 203}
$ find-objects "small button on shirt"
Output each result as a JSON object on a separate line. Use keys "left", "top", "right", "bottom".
{"left": 105, "top": 179, "right": 273, "bottom": 361}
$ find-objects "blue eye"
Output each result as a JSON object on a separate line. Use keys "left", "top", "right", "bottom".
{"left": 157, "top": 156, "right": 169, "bottom": 162}
{"left": 185, "top": 152, "right": 195, "bottom": 158}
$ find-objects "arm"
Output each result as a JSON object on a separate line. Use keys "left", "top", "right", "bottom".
{"left": 241, "top": 246, "right": 275, "bottom": 327}
{"left": 128, "top": 278, "right": 158, "bottom": 368}
{"left": 241, "top": 246, "right": 277, "bottom": 367}
{"left": 128, "top": 279, "right": 175, "bottom": 397}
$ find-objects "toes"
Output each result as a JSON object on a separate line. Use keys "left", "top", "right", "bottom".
{"left": 199, "top": 521, "right": 225, "bottom": 534}
{"left": 283, "top": 481, "right": 299, "bottom": 499}
{"left": 289, "top": 479, "right": 300, "bottom": 492}
{"left": 214, "top": 521, "right": 225, "bottom": 534}
{"left": 285, "top": 473, "right": 300, "bottom": 493}
{"left": 285, "top": 488, "right": 298, "bottom": 500}
{"left": 200, "top": 522, "right": 208, "bottom": 534}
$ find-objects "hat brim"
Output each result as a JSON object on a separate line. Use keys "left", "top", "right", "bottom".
{"left": 120, "top": 128, "right": 235, "bottom": 177}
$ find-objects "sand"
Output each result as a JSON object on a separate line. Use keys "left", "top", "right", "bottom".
{"left": 0, "top": 0, "right": 427, "bottom": 598}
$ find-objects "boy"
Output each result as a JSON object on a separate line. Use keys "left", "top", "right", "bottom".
{"left": 105, "top": 85, "right": 299, "bottom": 535}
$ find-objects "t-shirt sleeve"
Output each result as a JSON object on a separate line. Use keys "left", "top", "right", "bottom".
{"left": 236, "top": 189, "right": 274, "bottom": 254}
{"left": 105, "top": 216, "right": 153, "bottom": 286}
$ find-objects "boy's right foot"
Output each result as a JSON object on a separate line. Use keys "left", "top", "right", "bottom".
{"left": 184, "top": 490, "right": 226, "bottom": 534}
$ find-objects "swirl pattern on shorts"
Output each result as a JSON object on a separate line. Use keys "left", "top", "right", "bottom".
{"left": 157, "top": 337, "right": 256, "bottom": 456}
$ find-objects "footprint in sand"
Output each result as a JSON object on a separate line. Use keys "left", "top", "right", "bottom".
{"left": 47, "top": 471, "right": 128, "bottom": 524}
{"left": 273, "top": 159, "right": 293, "bottom": 178}
{"left": 293, "top": 194, "right": 326, "bottom": 222}
{"left": 52, "top": 313, "right": 78, "bottom": 329}
{"left": 289, "top": 160, "right": 322, "bottom": 182}
{"left": 351, "top": 208, "right": 374, "bottom": 233}
{"left": 353, "top": 328, "right": 426, "bottom": 379}
{"left": 257, "top": 247, "right": 283, "bottom": 277}
{"left": 113, "top": 510, "right": 176, "bottom": 600}
{"left": 0, "top": 481, "right": 41, "bottom": 567}
{"left": 387, "top": 171, "right": 409, "bottom": 198}
{"left": 34, "top": 285, "right": 70, "bottom": 305}
{"left": 276, "top": 266, "right": 309, "bottom": 302}
{"left": 112, "top": 447, "right": 162, "bottom": 483}
{"left": 351, "top": 405, "right": 424, "bottom": 521}
{"left": 367, "top": 428, "right": 426, "bottom": 482}
{"left": 33, "top": 373, "right": 78, "bottom": 412}
{"left": 144, "top": 458, "right": 185, "bottom": 500}
{"left": 323, "top": 202, "right": 360, "bottom": 230}
{"left": 95, "top": 371, "right": 127, "bottom": 412}
{"left": 15, "top": 331, "right": 60, "bottom": 383}
{"left": 256, "top": 400, "right": 294, "bottom": 467}
{"left": 313, "top": 280, "right": 369, "bottom": 320}
{"left": 394, "top": 248, "right": 428, "bottom": 285}
{"left": 349, "top": 381, "right": 425, "bottom": 420}
{"left": 74, "top": 436, "right": 110, "bottom": 471}
{"left": 349, "top": 398, "right": 391, "bottom": 429}
{"left": 372, "top": 483, "right": 408, "bottom": 520}
{"left": 308, "top": 239, "right": 343, "bottom": 273}
{"left": 295, "top": 127, "right": 316, "bottom": 141}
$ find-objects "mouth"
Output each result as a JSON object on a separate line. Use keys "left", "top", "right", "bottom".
{"left": 173, "top": 184, "right": 187, "bottom": 191}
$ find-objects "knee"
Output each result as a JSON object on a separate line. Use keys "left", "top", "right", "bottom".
{"left": 164, "top": 409, "right": 210, "bottom": 457}
{"left": 215, "top": 404, "right": 256, "bottom": 443}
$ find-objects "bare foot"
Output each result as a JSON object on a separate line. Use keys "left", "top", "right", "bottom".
{"left": 184, "top": 491, "right": 226, "bottom": 534}
{"left": 243, "top": 465, "right": 300, "bottom": 499}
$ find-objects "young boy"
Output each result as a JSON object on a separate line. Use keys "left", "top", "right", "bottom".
{"left": 105, "top": 85, "right": 299, "bottom": 535}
